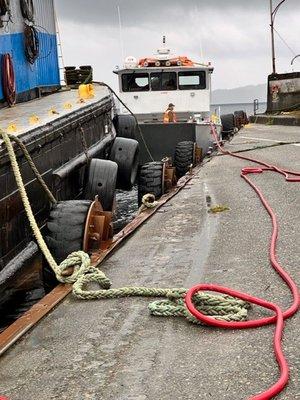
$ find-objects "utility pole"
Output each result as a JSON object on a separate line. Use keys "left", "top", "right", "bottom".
{"left": 270, "top": 0, "right": 276, "bottom": 74}
{"left": 269, "top": 0, "right": 287, "bottom": 75}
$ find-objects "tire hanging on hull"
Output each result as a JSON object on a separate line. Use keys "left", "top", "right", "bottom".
{"left": 110, "top": 137, "right": 139, "bottom": 190}
{"left": 138, "top": 162, "right": 164, "bottom": 205}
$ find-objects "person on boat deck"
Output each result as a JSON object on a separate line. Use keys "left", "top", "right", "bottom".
{"left": 163, "top": 103, "right": 177, "bottom": 123}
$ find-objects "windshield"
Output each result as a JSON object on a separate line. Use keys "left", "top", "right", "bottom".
{"left": 122, "top": 73, "right": 150, "bottom": 92}
{"left": 178, "top": 71, "right": 206, "bottom": 90}
{"left": 150, "top": 72, "right": 177, "bottom": 91}
{"left": 121, "top": 70, "right": 207, "bottom": 92}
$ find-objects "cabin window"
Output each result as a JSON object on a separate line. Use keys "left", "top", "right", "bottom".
{"left": 178, "top": 71, "right": 206, "bottom": 90}
{"left": 150, "top": 72, "right": 177, "bottom": 91}
{"left": 122, "top": 73, "right": 150, "bottom": 92}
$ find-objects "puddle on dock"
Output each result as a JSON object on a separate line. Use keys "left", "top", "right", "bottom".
{"left": 0, "top": 189, "right": 139, "bottom": 333}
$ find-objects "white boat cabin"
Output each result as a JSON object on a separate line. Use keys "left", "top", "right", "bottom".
{"left": 114, "top": 43, "right": 214, "bottom": 123}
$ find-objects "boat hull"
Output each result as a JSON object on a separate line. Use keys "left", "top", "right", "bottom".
{"left": 0, "top": 92, "right": 115, "bottom": 308}
{"left": 137, "top": 122, "right": 222, "bottom": 165}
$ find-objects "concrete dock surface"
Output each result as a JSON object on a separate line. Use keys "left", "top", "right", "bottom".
{"left": 0, "top": 124, "right": 299, "bottom": 400}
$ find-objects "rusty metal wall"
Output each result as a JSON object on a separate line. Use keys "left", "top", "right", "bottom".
{"left": 267, "top": 72, "right": 300, "bottom": 113}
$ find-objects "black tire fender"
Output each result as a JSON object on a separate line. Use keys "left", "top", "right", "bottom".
{"left": 110, "top": 138, "right": 139, "bottom": 190}
{"left": 174, "top": 141, "right": 195, "bottom": 178}
{"left": 138, "top": 162, "right": 164, "bottom": 205}
{"left": 44, "top": 200, "right": 91, "bottom": 288}
{"left": 84, "top": 159, "right": 118, "bottom": 211}
{"left": 113, "top": 115, "right": 137, "bottom": 139}
{"left": 221, "top": 114, "right": 235, "bottom": 136}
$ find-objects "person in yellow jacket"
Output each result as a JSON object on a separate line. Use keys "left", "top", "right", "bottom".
{"left": 163, "top": 103, "right": 177, "bottom": 123}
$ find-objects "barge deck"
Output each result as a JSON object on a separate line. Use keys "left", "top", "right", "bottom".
{"left": 0, "top": 124, "right": 299, "bottom": 400}
{"left": 0, "top": 86, "right": 111, "bottom": 140}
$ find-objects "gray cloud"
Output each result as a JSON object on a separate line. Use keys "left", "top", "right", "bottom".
{"left": 56, "top": 0, "right": 300, "bottom": 90}
{"left": 56, "top": 0, "right": 297, "bottom": 27}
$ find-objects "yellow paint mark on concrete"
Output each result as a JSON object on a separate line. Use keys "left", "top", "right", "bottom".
{"left": 29, "top": 115, "right": 40, "bottom": 125}
{"left": 209, "top": 205, "right": 230, "bottom": 214}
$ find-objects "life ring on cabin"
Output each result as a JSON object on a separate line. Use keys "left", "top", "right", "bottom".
{"left": 2, "top": 53, "right": 16, "bottom": 107}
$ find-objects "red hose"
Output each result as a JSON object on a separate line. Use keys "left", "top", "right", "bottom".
{"left": 185, "top": 124, "right": 300, "bottom": 399}
{"left": 2, "top": 53, "right": 16, "bottom": 107}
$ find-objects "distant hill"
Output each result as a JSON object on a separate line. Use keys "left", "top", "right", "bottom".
{"left": 212, "top": 84, "right": 267, "bottom": 104}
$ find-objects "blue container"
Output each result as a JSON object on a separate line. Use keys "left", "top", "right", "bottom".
{"left": 0, "top": 0, "right": 60, "bottom": 102}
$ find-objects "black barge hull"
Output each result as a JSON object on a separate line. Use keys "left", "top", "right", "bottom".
{"left": 0, "top": 91, "right": 115, "bottom": 307}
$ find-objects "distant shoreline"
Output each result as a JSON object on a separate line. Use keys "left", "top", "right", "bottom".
{"left": 211, "top": 102, "right": 267, "bottom": 116}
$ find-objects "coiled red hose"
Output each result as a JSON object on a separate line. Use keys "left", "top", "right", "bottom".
{"left": 2, "top": 53, "right": 16, "bottom": 107}
{"left": 185, "top": 124, "right": 300, "bottom": 400}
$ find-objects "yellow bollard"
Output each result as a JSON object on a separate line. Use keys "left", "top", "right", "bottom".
{"left": 78, "top": 84, "right": 95, "bottom": 100}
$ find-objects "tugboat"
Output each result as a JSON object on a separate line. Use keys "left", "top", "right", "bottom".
{"left": 113, "top": 37, "right": 222, "bottom": 201}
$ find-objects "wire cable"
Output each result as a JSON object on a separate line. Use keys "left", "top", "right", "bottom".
{"left": 273, "top": 27, "right": 297, "bottom": 57}
{"left": 93, "top": 81, "right": 154, "bottom": 162}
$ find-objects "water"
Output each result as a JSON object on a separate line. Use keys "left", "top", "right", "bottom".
{"left": 211, "top": 102, "right": 267, "bottom": 117}
{"left": 114, "top": 187, "right": 139, "bottom": 232}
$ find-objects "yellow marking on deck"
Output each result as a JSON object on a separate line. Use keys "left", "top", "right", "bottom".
{"left": 7, "top": 123, "right": 18, "bottom": 133}
{"left": 29, "top": 115, "right": 40, "bottom": 125}
{"left": 48, "top": 108, "right": 60, "bottom": 116}
{"left": 63, "top": 102, "right": 73, "bottom": 110}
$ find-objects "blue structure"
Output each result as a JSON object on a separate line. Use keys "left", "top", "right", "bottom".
{"left": 0, "top": 0, "right": 60, "bottom": 103}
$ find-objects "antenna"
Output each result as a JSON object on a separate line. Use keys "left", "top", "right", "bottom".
{"left": 195, "top": 4, "right": 204, "bottom": 62}
{"left": 199, "top": 31, "right": 204, "bottom": 62}
{"left": 117, "top": 6, "right": 125, "bottom": 62}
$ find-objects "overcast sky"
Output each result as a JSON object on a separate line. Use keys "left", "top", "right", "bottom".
{"left": 55, "top": 0, "right": 300, "bottom": 90}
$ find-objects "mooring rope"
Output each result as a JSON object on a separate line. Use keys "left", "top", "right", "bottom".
{"left": 0, "top": 128, "right": 250, "bottom": 324}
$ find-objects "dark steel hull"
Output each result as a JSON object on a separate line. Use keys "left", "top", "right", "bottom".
{"left": 0, "top": 94, "right": 115, "bottom": 305}
{"left": 137, "top": 122, "right": 217, "bottom": 165}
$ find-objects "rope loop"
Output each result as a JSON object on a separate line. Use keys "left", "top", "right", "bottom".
{"left": 142, "top": 193, "right": 158, "bottom": 209}
{"left": 56, "top": 251, "right": 92, "bottom": 284}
